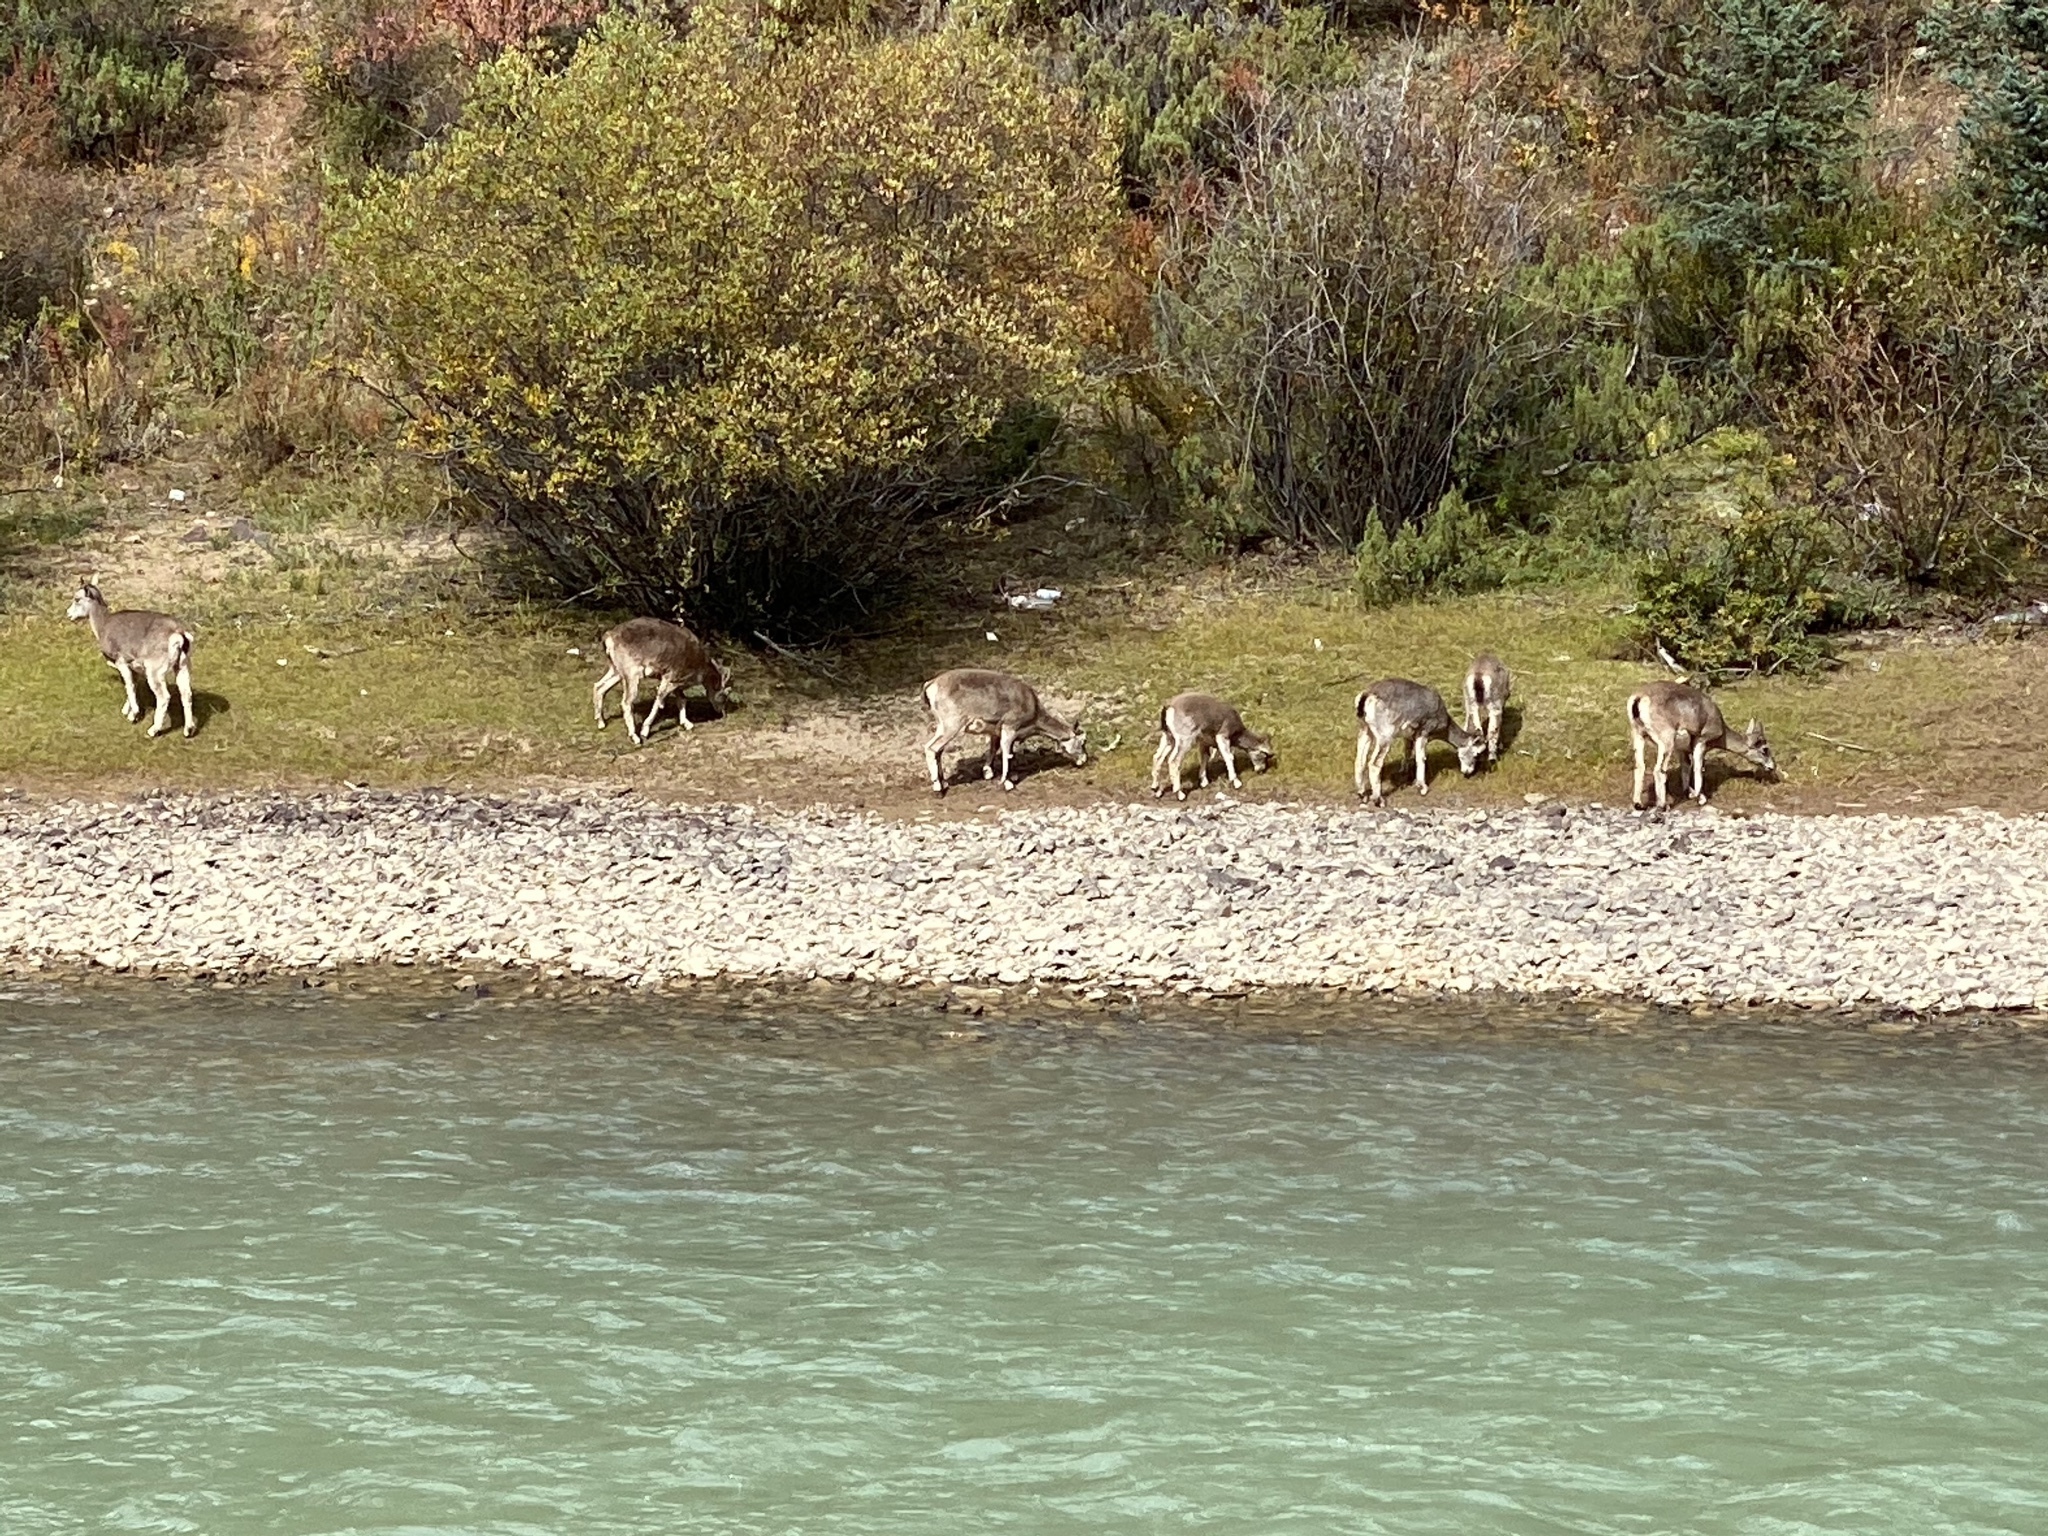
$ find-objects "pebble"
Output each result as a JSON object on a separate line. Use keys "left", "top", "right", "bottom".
{"left": 0, "top": 791, "right": 2041, "bottom": 1011}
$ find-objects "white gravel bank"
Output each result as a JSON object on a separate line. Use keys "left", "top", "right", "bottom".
{"left": 0, "top": 789, "right": 2039, "bottom": 1012}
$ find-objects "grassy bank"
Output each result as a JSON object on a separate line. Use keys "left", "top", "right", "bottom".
{"left": 2, "top": 564, "right": 2040, "bottom": 814}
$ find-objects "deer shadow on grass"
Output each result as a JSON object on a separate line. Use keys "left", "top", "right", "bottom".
{"left": 1493, "top": 704, "right": 1524, "bottom": 759}
{"left": 933, "top": 740, "right": 1085, "bottom": 792}
{"left": 613, "top": 692, "right": 734, "bottom": 742}
{"left": 94, "top": 675, "right": 230, "bottom": 738}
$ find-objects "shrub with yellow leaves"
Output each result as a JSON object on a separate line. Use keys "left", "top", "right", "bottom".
{"left": 335, "top": 7, "right": 1123, "bottom": 632}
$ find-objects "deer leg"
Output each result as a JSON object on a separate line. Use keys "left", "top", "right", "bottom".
{"left": 1369, "top": 740, "right": 1392, "bottom": 806}
{"left": 1413, "top": 731, "right": 1430, "bottom": 796}
{"left": 144, "top": 663, "right": 173, "bottom": 737}
{"left": 1354, "top": 731, "right": 1373, "bottom": 800}
{"left": 1651, "top": 739, "right": 1675, "bottom": 810}
{"left": 621, "top": 675, "right": 647, "bottom": 744}
{"left": 176, "top": 658, "right": 196, "bottom": 737}
{"left": 1149, "top": 732, "right": 1172, "bottom": 796}
{"left": 924, "top": 724, "right": 965, "bottom": 794}
{"left": 1691, "top": 740, "right": 1709, "bottom": 805}
{"left": 1631, "top": 728, "right": 1649, "bottom": 810}
{"left": 998, "top": 725, "right": 1019, "bottom": 789}
{"left": 593, "top": 668, "right": 620, "bottom": 727}
{"left": 1217, "top": 735, "right": 1242, "bottom": 790}
{"left": 113, "top": 659, "right": 141, "bottom": 723}
{"left": 651, "top": 678, "right": 682, "bottom": 733}
{"left": 1488, "top": 704, "right": 1502, "bottom": 762}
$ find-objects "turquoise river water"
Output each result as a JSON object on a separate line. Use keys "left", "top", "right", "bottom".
{"left": 2, "top": 984, "right": 2045, "bottom": 1535}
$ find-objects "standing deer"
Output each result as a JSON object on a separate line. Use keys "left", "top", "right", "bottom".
{"left": 1354, "top": 678, "right": 1482, "bottom": 805}
{"left": 1149, "top": 692, "right": 1273, "bottom": 799}
{"left": 593, "top": 617, "right": 731, "bottom": 745}
{"left": 66, "top": 580, "right": 196, "bottom": 738}
{"left": 922, "top": 668, "right": 1085, "bottom": 794}
{"left": 1627, "top": 681, "right": 1777, "bottom": 809}
{"left": 1463, "top": 652, "right": 1511, "bottom": 764}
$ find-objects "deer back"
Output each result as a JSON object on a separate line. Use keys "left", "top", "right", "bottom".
{"left": 1631, "top": 681, "right": 1728, "bottom": 747}
{"left": 1162, "top": 692, "right": 1245, "bottom": 740}
{"left": 924, "top": 668, "right": 1049, "bottom": 731}
{"left": 1358, "top": 678, "right": 1453, "bottom": 737}
{"left": 73, "top": 582, "right": 188, "bottom": 667}
{"left": 605, "top": 617, "right": 722, "bottom": 688}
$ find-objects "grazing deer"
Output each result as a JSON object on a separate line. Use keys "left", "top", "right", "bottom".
{"left": 66, "top": 580, "right": 196, "bottom": 738}
{"left": 1354, "top": 678, "right": 1482, "bottom": 805}
{"left": 593, "top": 617, "right": 731, "bottom": 745}
{"left": 1627, "top": 681, "right": 1777, "bottom": 810}
{"left": 922, "top": 668, "right": 1085, "bottom": 794}
{"left": 1149, "top": 692, "right": 1273, "bottom": 799}
{"left": 1463, "top": 652, "right": 1511, "bottom": 764}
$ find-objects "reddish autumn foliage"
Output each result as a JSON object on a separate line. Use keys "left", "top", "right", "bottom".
{"left": 340, "top": 0, "right": 603, "bottom": 68}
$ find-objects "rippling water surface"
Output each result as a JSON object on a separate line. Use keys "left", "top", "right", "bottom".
{"left": 3, "top": 986, "right": 2046, "bottom": 1535}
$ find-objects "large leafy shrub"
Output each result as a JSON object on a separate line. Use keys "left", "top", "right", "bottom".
{"left": 1786, "top": 224, "right": 2048, "bottom": 591}
{"left": 1154, "top": 63, "right": 1557, "bottom": 550}
{"left": 1632, "top": 499, "right": 1843, "bottom": 674}
{"left": 336, "top": 11, "right": 1121, "bottom": 630}
{"left": 1625, "top": 429, "right": 1866, "bottom": 674}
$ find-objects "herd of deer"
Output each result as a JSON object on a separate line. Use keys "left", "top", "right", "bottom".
{"left": 65, "top": 581, "right": 1778, "bottom": 812}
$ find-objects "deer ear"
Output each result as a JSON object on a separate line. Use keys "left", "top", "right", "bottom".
{"left": 1745, "top": 717, "right": 1762, "bottom": 742}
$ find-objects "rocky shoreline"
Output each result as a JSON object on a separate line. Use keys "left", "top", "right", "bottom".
{"left": 0, "top": 788, "right": 2041, "bottom": 1015}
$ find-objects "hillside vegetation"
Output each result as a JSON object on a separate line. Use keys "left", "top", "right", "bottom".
{"left": 3, "top": 0, "right": 2048, "bottom": 806}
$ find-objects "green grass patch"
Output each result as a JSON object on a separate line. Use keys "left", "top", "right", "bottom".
{"left": 0, "top": 578, "right": 2038, "bottom": 811}
{"left": 0, "top": 611, "right": 606, "bottom": 787}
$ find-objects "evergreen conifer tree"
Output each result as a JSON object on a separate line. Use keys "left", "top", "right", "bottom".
{"left": 1927, "top": 0, "right": 2048, "bottom": 246}
{"left": 1664, "top": 0, "right": 1865, "bottom": 276}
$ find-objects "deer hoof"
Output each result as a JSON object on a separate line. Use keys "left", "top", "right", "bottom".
{"left": 1227, "top": 778, "right": 1243, "bottom": 790}
{"left": 146, "top": 724, "right": 165, "bottom": 738}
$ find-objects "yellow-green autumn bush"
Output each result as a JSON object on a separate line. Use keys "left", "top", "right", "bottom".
{"left": 335, "top": 9, "right": 1122, "bottom": 630}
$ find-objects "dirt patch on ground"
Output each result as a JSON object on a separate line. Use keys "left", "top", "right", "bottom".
{"left": 88, "top": 0, "right": 307, "bottom": 260}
